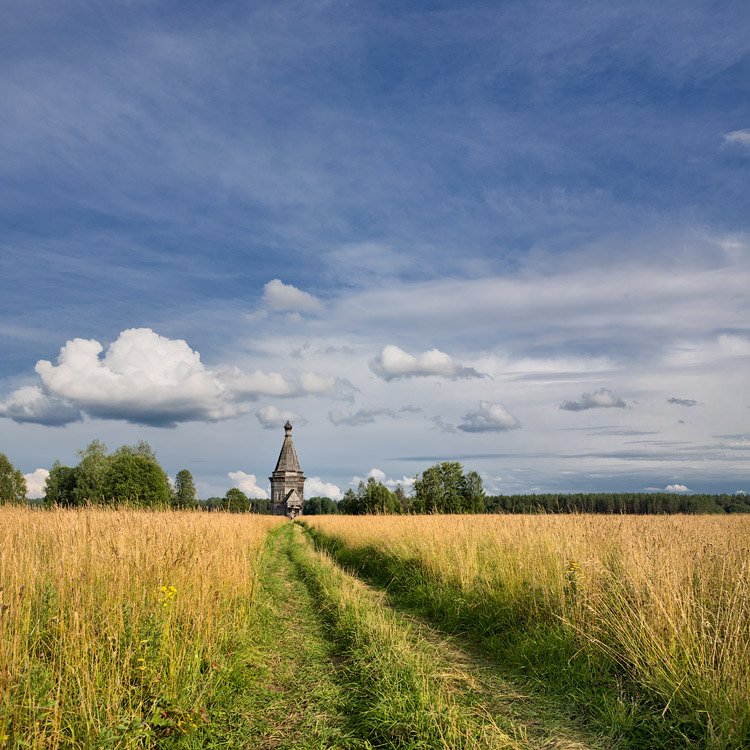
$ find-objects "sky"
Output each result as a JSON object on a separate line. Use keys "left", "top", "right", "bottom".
{"left": 1, "top": 0, "right": 749, "bottom": 500}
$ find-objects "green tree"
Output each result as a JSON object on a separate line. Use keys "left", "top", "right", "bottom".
{"left": 101, "top": 448, "right": 171, "bottom": 507}
{"left": 414, "top": 462, "right": 465, "bottom": 513}
{"left": 394, "top": 485, "right": 410, "bottom": 513}
{"left": 339, "top": 488, "right": 359, "bottom": 514}
{"left": 460, "top": 470, "right": 485, "bottom": 513}
{"left": 173, "top": 469, "right": 197, "bottom": 509}
{"left": 203, "top": 496, "right": 223, "bottom": 512}
{"left": 249, "top": 497, "right": 272, "bottom": 514}
{"left": 303, "top": 496, "right": 323, "bottom": 515}
{"left": 0, "top": 453, "right": 26, "bottom": 504}
{"left": 74, "top": 440, "right": 110, "bottom": 505}
{"left": 44, "top": 461, "right": 79, "bottom": 507}
{"left": 319, "top": 497, "right": 339, "bottom": 514}
{"left": 360, "top": 477, "right": 400, "bottom": 514}
{"left": 223, "top": 488, "right": 250, "bottom": 513}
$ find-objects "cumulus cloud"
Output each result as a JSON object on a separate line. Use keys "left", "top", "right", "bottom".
{"left": 369, "top": 345, "right": 483, "bottom": 381}
{"left": 667, "top": 397, "right": 698, "bottom": 407}
{"left": 664, "top": 484, "right": 689, "bottom": 493}
{"left": 328, "top": 407, "right": 397, "bottom": 426}
{"left": 457, "top": 401, "right": 521, "bottom": 432}
{"left": 23, "top": 468, "right": 49, "bottom": 499}
{"left": 0, "top": 385, "right": 82, "bottom": 426}
{"left": 306, "top": 476, "right": 343, "bottom": 500}
{"left": 560, "top": 388, "right": 626, "bottom": 411}
{"left": 0, "top": 328, "right": 349, "bottom": 427}
{"left": 228, "top": 471, "right": 269, "bottom": 499}
{"left": 723, "top": 129, "right": 750, "bottom": 148}
{"left": 261, "top": 279, "right": 323, "bottom": 314}
{"left": 256, "top": 405, "right": 306, "bottom": 430}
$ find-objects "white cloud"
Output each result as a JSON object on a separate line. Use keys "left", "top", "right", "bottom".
{"left": 0, "top": 385, "right": 82, "bottom": 426}
{"left": 0, "top": 328, "right": 349, "bottom": 427}
{"left": 664, "top": 483, "right": 689, "bottom": 493}
{"left": 369, "top": 344, "right": 483, "bottom": 381}
{"left": 256, "top": 405, "right": 305, "bottom": 430}
{"left": 367, "top": 468, "right": 386, "bottom": 482}
{"left": 262, "top": 279, "right": 323, "bottom": 314}
{"left": 560, "top": 388, "right": 626, "bottom": 411}
{"left": 228, "top": 471, "right": 269, "bottom": 499}
{"left": 222, "top": 368, "right": 297, "bottom": 398}
{"left": 298, "top": 371, "right": 335, "bottom": 394}
{"left": 723, "top": 129, "right": 750, "bottom": 148}
{"left": 457, "top": 401, "right": 521, "bottom": 432}
{"left": 306, "top": 476, "right": 342, "bottom": 500}
{"left": 31, "top": 329, "right": 233, "bottom": 426}
{"left": 23, "top": 468, "right": 49, "bottom": 499}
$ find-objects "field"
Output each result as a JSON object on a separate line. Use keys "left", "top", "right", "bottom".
{"left": 2, "top": 509, "right": 749, "bottom": 749}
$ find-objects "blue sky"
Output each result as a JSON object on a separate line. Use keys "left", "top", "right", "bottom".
{"left": 2, "top": 0, "right": 749, "bottom": 499}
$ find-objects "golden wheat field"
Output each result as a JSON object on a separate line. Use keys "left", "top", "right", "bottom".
{"left": 305, "top": 514, "right": 750, "bottom": 739}
{"left": 0, "top": 508, "right": 283, "bottom": 747}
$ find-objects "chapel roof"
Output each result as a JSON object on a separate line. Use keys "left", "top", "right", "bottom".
{"left": 273, "top": 421, "right": 302, "bottom": 474}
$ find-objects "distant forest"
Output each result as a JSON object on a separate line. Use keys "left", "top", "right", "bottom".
{"left": 482, "top": 492, "right": 750, "bottom": 515}
{"left": 305, "top": 491, "right": 750, "bottom": 516}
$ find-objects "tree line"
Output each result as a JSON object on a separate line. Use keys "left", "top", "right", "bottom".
{"left": 1, "top": 449, "right": 748, "bottom": 514}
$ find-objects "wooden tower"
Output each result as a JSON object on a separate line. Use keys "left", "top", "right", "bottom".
{"left": 269, "top": 421, "right": 305, "bottom": 518}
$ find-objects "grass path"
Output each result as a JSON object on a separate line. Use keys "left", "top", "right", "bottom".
{"left": 228, "top": 522, "right": 358, "bottom": 748}
{"left": 238, "top": 523, "right": 608, "bottom": 749}
{"left": 289, "top": 523, "right": 607, "bottom": 750}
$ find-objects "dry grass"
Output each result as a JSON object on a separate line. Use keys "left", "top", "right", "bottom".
{"left": 0, "top": 507, "right": 282, "bottom": 747}
{"left": 305, "top": 514, "right": 750, "bottom": 746}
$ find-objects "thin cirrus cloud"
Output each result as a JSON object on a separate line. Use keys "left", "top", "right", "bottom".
{"left": 457, "top": 401, "right": 521, "bottom": 433}
{"left": 369, "top": 344, "right": 483, "bottom": 381}
{"left": 0, "top": 328, "right": 348, "bottom": 428}
{"left": 560, "top": 388, "right": 627, "bottom": 412}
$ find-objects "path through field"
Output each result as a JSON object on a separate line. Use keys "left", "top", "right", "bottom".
{"left": 246, "top": 523, "right": 607, "bottom": 749}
